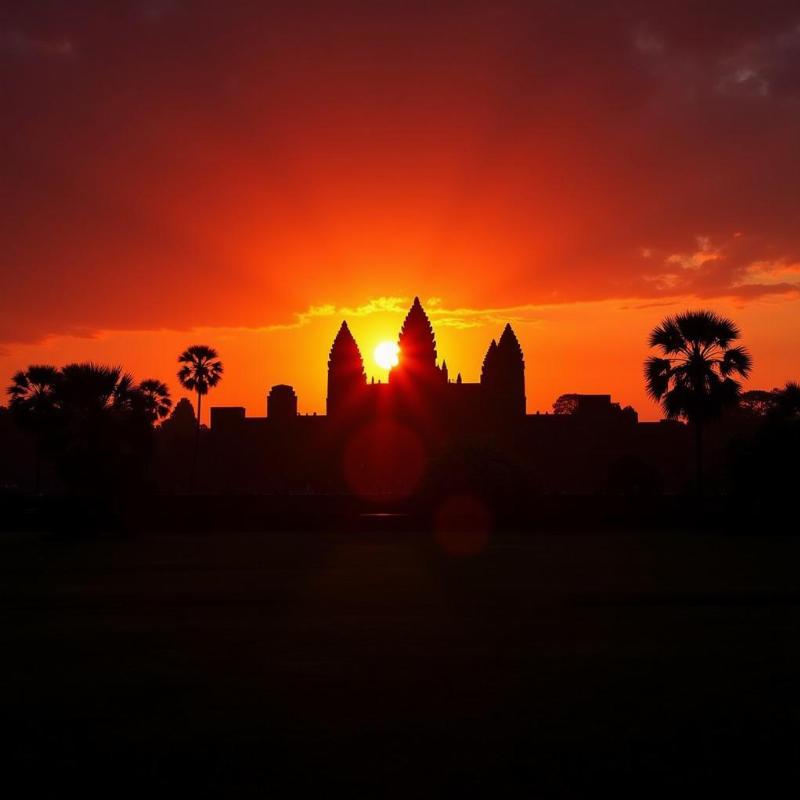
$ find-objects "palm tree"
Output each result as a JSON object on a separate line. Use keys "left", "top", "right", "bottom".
{"left": 177, "top": 345, "right": 223, "bottom": 488}
{"left": 138, "top": 379, "right": 172, "bottom": 424}
{"left": 58, "top": 362, "right": 136, "bottom": 418}
{"left": 645, "top": 310, "right": 752, "bottom": 494}
{"left": 29, "top": 362, "right": 160, "bottom": 500}
{"left": 6, "top": 365, "right": 61, "bottom": 492}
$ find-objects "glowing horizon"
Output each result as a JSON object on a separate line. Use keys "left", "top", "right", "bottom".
{"left": 3, "top": 293, "right": 797, "bottom": 425}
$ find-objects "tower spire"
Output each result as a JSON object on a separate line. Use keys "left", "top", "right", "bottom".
{"left": 497, "top": 323, "right": 524, "bottom": 362}
{"left": 481, "top": 339, "right": 498, "bottom": 384}
{"left": 490, "top": 324, "right": 526, "bottom": 417}
{"left": 394, "top": 297, "right": 438, "bottom": 377}
{"left": 327, "top": 321, "right": 366, "bottom": 416}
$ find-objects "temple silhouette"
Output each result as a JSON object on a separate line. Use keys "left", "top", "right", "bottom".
{"left": 326, "top": 297, "right": 526, "bottom": 428}
{"left": 201, "top": 297, "right": 700, "bottom": 496}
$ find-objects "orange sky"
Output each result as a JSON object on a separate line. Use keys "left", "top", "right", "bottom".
{"left": 2, "top": 2, "right": 800, "bottom": 421}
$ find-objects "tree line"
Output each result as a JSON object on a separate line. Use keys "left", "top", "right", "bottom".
{"left": 4, "top": 345, "right": 223, "bottom": 494}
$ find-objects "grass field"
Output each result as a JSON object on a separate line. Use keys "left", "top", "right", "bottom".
{"left": 2, "top": 524, "right": 800, "bottom": 794}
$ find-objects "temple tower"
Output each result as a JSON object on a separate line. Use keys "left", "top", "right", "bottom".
{"left": 481, "top": 339, "right": 499, "bottom": 385}
{"left": 495, "top": 323, "right": 526, "bottom": 417}
{"left": 482, "top": 324, "right": 526, "bottom": 418}
{"left": 390, "top": 297, "right": 441, "bottom": 385}
{"left": 327, "top": 321, "right": 366, "bottom": 416}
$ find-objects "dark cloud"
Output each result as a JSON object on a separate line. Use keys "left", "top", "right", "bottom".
{"left": 0, "top": 29, "right": 74, "bottom": 58}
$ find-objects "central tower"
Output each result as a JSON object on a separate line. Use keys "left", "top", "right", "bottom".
{"left": 390, "top": 296, "right": 440, "bottom": 384}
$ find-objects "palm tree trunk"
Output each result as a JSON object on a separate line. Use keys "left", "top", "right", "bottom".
{"left": 192, "top": 391, "right": 202, "bottom": 491}
{"left": 34, "top": 441, "right": 41, "bottom": 495}
{"left": 694, "top": 421, "right": 704, "bottom": 497}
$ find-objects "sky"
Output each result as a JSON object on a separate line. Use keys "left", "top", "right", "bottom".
{"left": 2, "top": 0, "right": 800, "bottom": 421}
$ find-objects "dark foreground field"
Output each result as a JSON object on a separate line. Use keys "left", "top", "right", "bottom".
{"left": 3, "top": 522, "right": 800, "bottom": 795}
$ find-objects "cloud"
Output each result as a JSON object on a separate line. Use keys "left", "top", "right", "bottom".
{"left": 637, "top": 230, "right": 800, "bottom": 302}
{"left": 259, "top": 304, "right": 337, "bottom": 332}
{"left": 632, "top": 25, "right": 665, "bottom": 56}
{"left": 187, "top": 295, "right": 545, "bottom": 339}
{"left": 428, "top": 304, "right": 543, "bottom": 329}
{"left": 259, "top": 297, "right": 409, "bottom": 332}
{"left": 139, "top": 1, "right": 179, "bottom": 23}
{"left": 258, "top": 296, "right": 546, "bottom": 335}
{"left": 717, "top": 66, "right": 770, "bottom": 97}
{"left": 0, "top": 30, "right": 74, "bottom": 59}
{"left": 340, "top": 297, "right": 409, "bottom": 317}
{"left": 723, "top": 282, "right": 800, "bottom": 302}
{"left": 630, "top": 10, "right": 800, "bottom": 104}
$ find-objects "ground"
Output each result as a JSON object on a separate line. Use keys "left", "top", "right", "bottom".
{"left": 2, "top": 523, "right": 799, "bottom": 795}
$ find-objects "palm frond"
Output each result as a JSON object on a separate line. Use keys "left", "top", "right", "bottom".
{"left": 675, "top": 309, "right": 740, "bottom": 349}
{"left": 644, "top": 357, "right": 672, "bottom": 400}
{"left": 116, "top": 372, "right": 136, "bottom": 395}
{"left": 663, "top": 385, "right": 693, "bottom": 420}
{"left": 176, "top": 345, "right": 223, "bottom": 394}
{"left": 139, "top": 378, "right": 169, "bottom": 395}
{"left": 7, "top": 371, "right": 31, "bottom": 398}
{"left": 178, "top": 344, "right": 219, "bottom": 363}
{"left": 719, "top": 346, "right": 752, "bottom": 378}
{"left": 648, "top": 317, "right": 684, "bottom": 353}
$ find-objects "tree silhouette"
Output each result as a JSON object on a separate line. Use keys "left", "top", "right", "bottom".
{"left": 177, "top": 345, "right": 223, "bottom": 488}
{"left": 645, "top": 310, "right": 752, "bottom": 494}
{"left": 776, "top": 381, "right": 800, "bottom": 418}
{"left": 553, "top": 394, "right": 580, "bottom": 415}
{"left": 6, "top": 365, "right": 61, "bottom": 492}
{"left": 58, "top": 362, "right": 136, "bottom": 415}
{"left": 738, "top": 388, "right": 778, "bottom": 417}
{"left": 6, "top": 363, "right": 172, "bottom": 495}
{"left": 138, "top": 379, "right": 172, "bottom": 423}
{"left": 727, "top": 380, "right": 800, "bottom": 510}
{"left": 56, "top": 363, "right": 152, "bottom": 495}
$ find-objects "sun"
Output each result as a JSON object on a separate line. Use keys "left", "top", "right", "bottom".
{"left": 374, "top": 340, "right": 399, "bottom": 370}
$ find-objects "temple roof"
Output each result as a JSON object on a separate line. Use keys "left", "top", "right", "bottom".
{"left": 497, "top": 323, "right": 524, "bottom": 361}
{"left": 328, "top": 321, "right": 365, "bottom": 378}
{"left": 481, "top": 338, "right": 498, "bottom": 383}
{"left": 397, "top": 297, "right": 437, "bottom": 368}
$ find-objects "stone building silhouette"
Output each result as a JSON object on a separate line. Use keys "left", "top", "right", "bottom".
{"left": 327, "top": 321, "right": 366, "bottom": 418}
{"left": 267, "top": 384, "right": 298, "bottom": 423}
{"left": 326, "top": 297, "right": 526, "bottom": 430}
{"left": 203, "top": 296, "right": 693, "bottom": 495}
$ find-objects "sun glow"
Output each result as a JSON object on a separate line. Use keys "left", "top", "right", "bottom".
{"left": 374, "top": 340, "right": 399, "bottom": 370}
